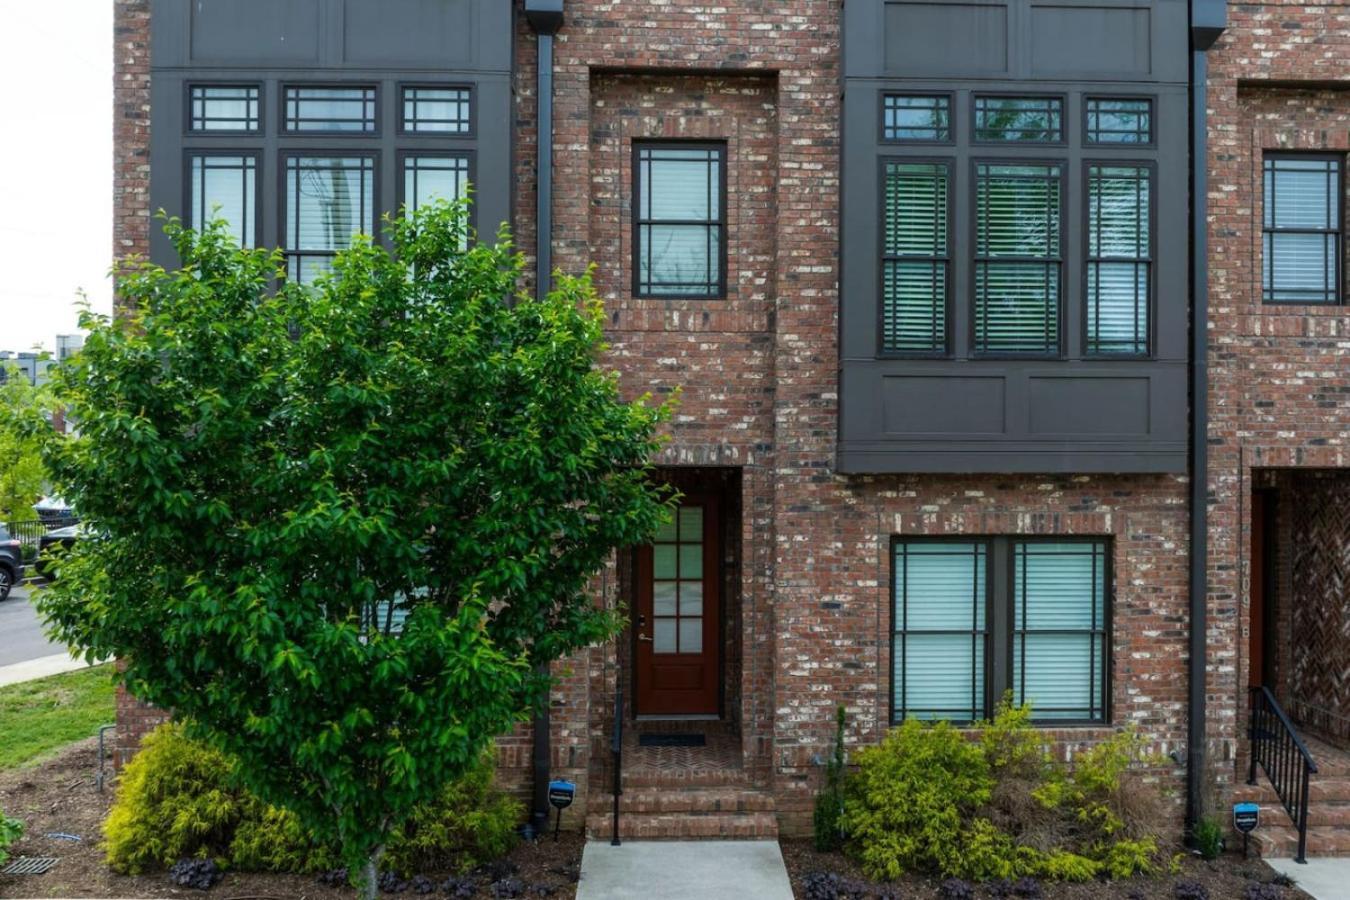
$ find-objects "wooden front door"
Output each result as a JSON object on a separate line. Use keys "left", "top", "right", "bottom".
{"left": 635, "top": 496, "right": 721, "bottom": 716}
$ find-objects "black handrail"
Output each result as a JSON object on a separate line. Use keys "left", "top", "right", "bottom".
{"left": 611, "top": 689, "right": 623, "bottom": 846}
{"left": 1248, "top": 685, "right": 1318, "bottom": 863}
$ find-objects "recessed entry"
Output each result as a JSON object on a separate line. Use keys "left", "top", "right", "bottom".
{"left": 884, "top": 376, "right": 1006, "bottom": 435}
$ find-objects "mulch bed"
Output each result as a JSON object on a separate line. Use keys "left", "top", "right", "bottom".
{"left": 0, "top": 738, "right": 583, "bottom": 899}
{"left": 780, "top": 840, "right": 1313, "bottom": 900}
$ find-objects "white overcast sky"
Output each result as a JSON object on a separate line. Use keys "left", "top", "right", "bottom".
{"left": 0, "top": 3, "right": 113, "bottom": 353}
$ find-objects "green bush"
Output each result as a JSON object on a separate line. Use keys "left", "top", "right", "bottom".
{"left": 1192, "top": 816, "right": 1225, "bottom": 861}
{"left": 813, "top": 705, "right": 848, "bottom": 852}
{"left": 106, "top": 724, "right": 520, "bottom": 876}
{"left": 0, "top": 810, "right": 22, "bottom": 867}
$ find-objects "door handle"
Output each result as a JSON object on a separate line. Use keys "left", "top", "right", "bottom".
{"left": 637, "top": 634, "right": 653, "bottom": 643}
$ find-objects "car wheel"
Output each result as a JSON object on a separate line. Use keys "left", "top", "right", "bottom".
{"left": 0, "top": 567, "right": 12, "bottom": 602}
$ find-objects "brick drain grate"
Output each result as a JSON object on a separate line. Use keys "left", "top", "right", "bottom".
{"left": 2, "top": 856, "right": 59, "bottom": 876}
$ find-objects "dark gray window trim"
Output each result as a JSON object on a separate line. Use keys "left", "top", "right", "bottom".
{"left": 878, "top": 91, "right": 956, "bottom": 146}
{"left": 1261, "top": 151, "right": 1346, "bottom": 307}
{"left": 395, "top": 149, "right": 478, "bottom": 233}
{"left": 396, "top": 82, "right": 477, "bottom": 139}
{"left": 1082, "top": 94, "right": 1157, "bottom": 149}
{"left": 1081, "top": 158, "right": 1157, "bottom": 360}
{"left": 278, "top": 150, "right": 381, "bottom": 283}
{"left": 631, "top": 140, "right": 729, "bottom": 301}
{"left": 970, "top": 92, "right": 1069, "bottom": 146}
{"left": 280, "top": 83, "right": 381, "bottom": 136}
{"left": 184, "top": 82, "right": 264, "bottom": 136}
{"left": 968, "top": 157, "right": 1068, "bottom": 360}
{"left": 183, "top": 149, "right": 263, "bottom": 247}
{"left": 889, "top": 534, "right": 1113, "bottom": 728}
{"left": 876, "top": 155, "right": 955, "bottom": 359}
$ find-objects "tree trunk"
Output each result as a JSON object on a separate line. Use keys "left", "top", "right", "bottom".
{"left": 359, "top": 845, "right": 386, "bottom": 900}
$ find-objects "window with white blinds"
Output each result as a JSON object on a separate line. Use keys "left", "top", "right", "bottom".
{"left": 1263, "top": 155, "right": 1343, "bottom": 305}
{"left": 892, "top": 537, "right": 1110, "bottom": 724}
{"left": 1087, "top": 165, "right": 1151, "bottom": 356}
{"left": 284, "top": 155, "right": 375, "bottom": 285}
{"left": 974, "top": 163, "right": 1063, "bottom": 355}
{"left": 634, "top": 143, "right": 726, "bottom": 298}
{"left": 882, "top": 161, "right": 950, "bottom": 354}
{"left": 188, "top": 154, "right": 258, "bottom": 248}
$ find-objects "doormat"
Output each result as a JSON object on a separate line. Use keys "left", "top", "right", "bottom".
{"left": 639, "top": 733, "right": 706, "bottom": 748}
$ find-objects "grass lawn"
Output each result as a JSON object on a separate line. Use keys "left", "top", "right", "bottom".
{"left": 0, "top": 665, "right": 115, "bottom": 769}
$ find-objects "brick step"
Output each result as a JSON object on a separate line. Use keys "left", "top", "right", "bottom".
{"left": 1251, "top": 826, "right": 1350, "bottom": 858}
{"left": 588, "top": 787, "right": 776, "bottom": 816}
{"left": 1252, "top": 803, "right": 1350, "bottom": 828}
{"left": 585, "top": 811, "right": 779, "bottom": 841}
{"left": 1240, "top": 754, "right": 1350, "bottom": 779}
{"left": 613, "top": 766, "right": 754, "bottom": 789}
{"left": 1235, "top": 778, "right": 1350, "bottom": 805}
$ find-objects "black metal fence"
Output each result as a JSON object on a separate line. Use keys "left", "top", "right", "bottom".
{"left": 3, "top": 518, "right": 74, "bottom": 576}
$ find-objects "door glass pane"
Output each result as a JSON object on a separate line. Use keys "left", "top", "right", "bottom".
{"left": 653, "top": 545, "right": 677, "bottom": 580}
{"left": 678, "top": 543, "right": 702, "bottom": 579}
{"left": 654, "top": 619, "right": 677, "bottom": 654}
{"left": 655, "top": 515, "right": 678, "bottom": 543}
{"left": 679, "top": 618, "right": 703, "bottom": 654}
{"left": 679, "top": 506, "right": 704, "bottom": 541}
{"left": 679, "top": 582, "right": 703, "bottom": 616}
{"left": 654, "top": 582, "right": 678, "bottom": 616}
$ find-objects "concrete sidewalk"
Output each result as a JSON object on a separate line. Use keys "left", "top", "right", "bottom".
{"left": 578, "top": 841, "right": 793, "bottom": 900}
{"left": 0, "top": 652, "right": 91, "bottom": 687}
{"left": 1265, "top": 858, "right": 1350, "bottom": 900}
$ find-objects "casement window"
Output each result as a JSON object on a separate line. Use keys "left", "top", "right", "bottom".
{"left": 283, "top": 86, "right": 377, "bottom": 133}
{"left": 651, "top": 506, "right": 706, "bottom": 655}
{"left": 402, "top": 155, "right": 470, "bottom": 212}
{"left": 1263, "top": 155, "right": 1343, "bottom": 305}
{"left": 882, "top": 160, "right": 951, "bottom": 354}
{"left": 974, "top": 163, "right": 1063, "bottom": 355}
{"left": 883, "top": 95, "right": 952, "bottom": 143}
{"left": 189, "top": 85, "right": 260, "bottom": 133}
{"left": 401, "top": 86, "right": 472, "bottom": 134}
{"left": 1086, "top": 98, "right": 1152, "bottom": 145}
{"left": 974, "top": 96, "right": 1064, "bottom": 143}
{"left": 187, "top": 154, "right": 258, "bottom": 247}
{"left": 634, "top": 143, "right": 726, "bottom": 299}
{"left": 1086, "top": 164, "right": 1152, "bottom": 356}
{"left": 283, "top": 155, "right": 376, "bottom": 285}
{"left": 892, "top": 538, "right": 1110, "bottom": 725}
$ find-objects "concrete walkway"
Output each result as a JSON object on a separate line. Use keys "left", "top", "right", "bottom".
{"left": 1265, "top": 858, "right": 1350, "bottom": 900}
{"left": 578, "top": 841, "right": 793, "bottom": 900}
{"left": 0, "top": 652, "right": 91, "bottom": 687}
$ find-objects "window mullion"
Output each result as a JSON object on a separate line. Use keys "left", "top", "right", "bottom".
{"left": 988, "top": 538, "right": 1011, "bottom": 716}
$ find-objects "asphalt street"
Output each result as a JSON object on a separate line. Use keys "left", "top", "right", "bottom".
{"left": 0, "top": 584, "right": 68, "bottom": 667}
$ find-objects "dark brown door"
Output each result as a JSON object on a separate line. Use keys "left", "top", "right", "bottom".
{"left": 635, "top": 496, "right": 720, "bottom": 716}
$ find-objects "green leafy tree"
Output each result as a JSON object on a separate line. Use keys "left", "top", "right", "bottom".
{"left": 39, "top": 201, "right": 672, "bottom": 897}
{"left": 0, "top": 363, "right": 53, "bottom": 523}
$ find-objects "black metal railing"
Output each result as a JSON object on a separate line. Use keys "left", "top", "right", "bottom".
{"left": 611, "top": 689, "right": 623, "bottom": 847}
{"left": 1248, "top": 685, "right": 1318, "bottom": 863}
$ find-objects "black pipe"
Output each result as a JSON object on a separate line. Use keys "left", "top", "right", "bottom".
{"left": 523, "top": 0, "right": 564, "bottom": 837}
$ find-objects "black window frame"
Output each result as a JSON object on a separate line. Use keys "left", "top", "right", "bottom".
{"left": 186, "top": 83, "right": 263, "bottom": 135}
{"left": 281, "top": 83, "right": 380, "bottom": 135}
{"left": 890, "top": 535, "right": 1113, "bottom": 727}
{"left": 877, "top": 156, "right": 955, "bottom": 358}
{"left": 183, "top": 150, "right": 263, "bottom": 248}
{"left": 631, "top": 140, "right": 728, "bottom": 301}
{"left": 1262, "top": 152, "right": 1345, "bottom": 306}
{"left": 1083, "top": 96, "right": 1156, "bottom": 148}
{"left": 396, "top": 150, "right": 477, "bottom": 229}
{"left": 879, "top": 92, "right": 955, "bottom": 145}
{"left": 971, "top": 93, "right": 1067, "bottom": 145}
{"left": 1082, "top": 160, "right": 1156, "bottom": 358}
{"left": 397, "top": 83, "right": 476, "bottom": 137}
{"left": 279, "top": 150, "right": 380, "bottom": 286}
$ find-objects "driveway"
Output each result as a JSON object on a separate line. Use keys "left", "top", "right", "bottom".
{"left": 0, "top": 584, "right": 67, "bottom": 667}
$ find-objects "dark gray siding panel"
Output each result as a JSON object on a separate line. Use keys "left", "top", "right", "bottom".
{"left": 884, "top": 4, "right": 1010, "bottom": 76}
{"left": 1029, "top": 6, "right": 1151, "bottom": 77}
{"left": 342, "top": 0, "right": 477, "bottom": 67}
{"left": 189, "top": 0, "right": 321, "bottom": 64}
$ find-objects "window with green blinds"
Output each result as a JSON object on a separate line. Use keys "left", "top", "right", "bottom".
{"left": 1263, "top": 156, "right": 1342, "bottom": 304}
{"left": 882, "top": 161, "right": 950, "bottom": 354}
{"left": 1087, "top": 165, "right": 1151, "bottom": 356}
{"left": 974, "top": 164, "right": 1062, "bottom": 355}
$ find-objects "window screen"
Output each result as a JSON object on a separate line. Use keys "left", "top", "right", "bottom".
{"left": 892, "top": 542, "right": 988, "bottom": 722}
{"left": 402, "top": 87, "right": 471, "bottom": 134}
{"left": 974, "top": 96, "right": 1063, "bottom": 143}
{"left": 974, "top": 163, "right": 1062, "bottom": 355}
{"left": 1263, "top": 156, "right": 1342, "bottom": 304}
{"left": 1086, "top": 98, "right": 1152, "bottom": 145}
{"left": 1087, "top": 165, "right": 1151, "bottom": 356}
{"left": 284, "top": 156, "right": 375, "bottom": 285}
{"left": 189, "top": 85, "right": 260, "bottom": 132}
{"left": 634, "top": 144, "right": 725, "bottom": 298}
{"left": 188, "top": 154, "right": 257, "bottom": 247}
{"left": 284, "top": 86, "right": 377, "bottom": 133}
{"left": 882, "top": 161, "right": 950, "bottom": 354}
{"left": 1012, "top": 542, "right": 1108, "bottom": 722}
{"left": 883, "top": 95, "right": 951, "bottom": 142}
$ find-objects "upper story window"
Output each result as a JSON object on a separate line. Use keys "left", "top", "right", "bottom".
{"left": 402, "top": 154, "right": 470, "bottom": 212}
{"left": 892, "top": 538, "right": 1109, "bottom": 725}
{"left": 1086, "top": 164, "right": 1152, "bottom": 356}
{"left": 284, "top": 86, "right": 377, "bottom": 133}
{"left": 401, "top": 86, "right": 472, "bottom": 134}
{"left": 188, "top": 153, "right": 258, "bottom": 248}
{"left": 973, "top": 163, "right": 1063, "bottom": 356}
{"left": 974, "top": 96, "right": 1064, "bottom": 143}
{"left": 1086, "top": 98, "right": 1152, "bottom": 145}
{"left": 283, "top": 155, "right": 376, "bottom": 285}
{"left": 1263, "top": 155, "right": 1343, "bottom": 305}
{"left": 633, "top": 143, "right": 726, "bottom": 299}
{"left": 883, "top": 94, "right": 952, "bottom": 143}
{"left": 882, "top": 160, "right": 951, "bottom": 355}
{"left": 189, "top": 85, "right": 260, "bottom": 133}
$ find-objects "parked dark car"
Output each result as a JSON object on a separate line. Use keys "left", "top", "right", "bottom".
{"left": 36, "top": 525, "right": 81, "bottom": 581}
{"left": 0, "top": 525, "right": 21, "bottom": 601}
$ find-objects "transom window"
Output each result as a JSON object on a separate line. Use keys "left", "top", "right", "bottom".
{"left": 1086, "top": 98, "right": 1152, "bottom": 145}
{"left": 651, "top": 506, "right": 706, "bottom": 655}
{"left": 974, "top": 163, "right": 1063, "bottom": 355}
{"left": 882, "top": 160, "right": 950, "bottom": 354}
{"left": 974, "top": 96, "right": 1063, "bottom": 143}
{"left": 284, "top": 86, "right": 377, "bottom": 133}
{"left": 883, "top": 95, "right": 951, "bottom": 143}
{"left": 401, "top": 86, "right": 472, "bottom": 134}
{"left": 189, "top": 85, "right": 260, "bottom": 132}
{"left": 1263, "top": 155, "right": 1343, "bottom": 305}
{"left": 634, "top": 143, "right": 726, "bottom": 299}
{"left": 1086, "top": 164, "right": 1152, "bottom": 356}
{"left": 892, "top": 538, "right": 1109, "bottom": 724}
{"left": 284, "top": 155, "right": 375, "bottom": 285}
{"left": 187, "top": 154, "right": 258, "bottom": 248}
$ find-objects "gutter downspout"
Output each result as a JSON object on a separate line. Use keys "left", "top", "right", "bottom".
{"left": 524, "top": 0, "right": 565, "bottom": 838}
{"left": 1187, "top": 0, "right": 1226, "bottom": 842}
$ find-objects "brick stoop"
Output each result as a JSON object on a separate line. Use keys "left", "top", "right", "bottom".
{"left": 585, "top": 779, "right": 779, "bottom": 840}
{"left": 1234, "top": 749, "right": 1350, "bottom": 858}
